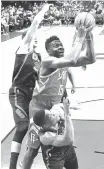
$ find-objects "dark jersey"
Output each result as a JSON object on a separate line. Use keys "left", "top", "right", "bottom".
{"left": 12, "top": 48, "right": 41, "bottom": 94}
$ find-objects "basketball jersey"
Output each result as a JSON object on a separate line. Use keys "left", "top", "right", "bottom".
{"left": 32, "top": 67, "right": 68, "bottom": 106}
{"left": 12, "top": 48, "right": 41, "bottom": 93}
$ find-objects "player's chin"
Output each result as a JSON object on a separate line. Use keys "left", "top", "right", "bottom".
{"left": 58, "top": 52, "right": 64, "bottom": 58}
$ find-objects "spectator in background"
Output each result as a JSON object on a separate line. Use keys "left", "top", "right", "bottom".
{"left": 9, "top": 13, "right": 15, "bottom": 32}
{"left": 14, "top": 13, "right": 21, "bottom": 29}
{"left": 19, "top": 12, "right": 24, "bottom": 29}
{"left": 1, "top": 1, "right": 104, "bottom": 35}
{"left": 1, "top": 15, "right": 9, "bottom": 34}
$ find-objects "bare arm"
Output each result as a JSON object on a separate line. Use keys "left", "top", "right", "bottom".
{"left": 39, "top": 99, "right": 74, "bottom": 146}
{"left": 39, "top": 131, "right": 56, "bottom": 145}
{"left": 73, "top": 32, "right": 96, "bottom": 67}
{"left": 17, "top": 4, "right": 50, "bottom": 54}
{"left": 67, "top": 68, "right": 76, "bottom": 94}
{"left": 52, "top": 98, "right": 74, "bottom": 147}
{"left": 42, "top": 30, "right": 96, "bottom": 69}
{"left": 42, "top": 26, "right": 86, "bottom": 68}
{"left": 42, "top": 39, "right": 85, "bottom": 69}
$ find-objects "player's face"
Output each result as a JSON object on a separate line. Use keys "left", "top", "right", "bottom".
{"left": 48, "top": 40, "right": 64, "bottom": 58}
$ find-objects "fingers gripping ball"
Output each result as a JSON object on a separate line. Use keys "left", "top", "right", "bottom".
{"left": 74, "top": 12, "right": 95, "bottom": 32}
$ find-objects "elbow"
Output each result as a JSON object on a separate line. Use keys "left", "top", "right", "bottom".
{"left": 88, "top": 58, "right": 96, "bottom": 64}
{"left": 91, "top": 57, "right": 96, "bottom": 64}
{"left": 68, "top": 60, "right": 77, "bottom": 66}
{"left": 88, "top": 53, "right": 96, "bottom": 64}
{"left": 69, "top": 137, "right": 74, "bottom": 145}
{"left": 65, "top": 136, "right": 74, "bottom": 145}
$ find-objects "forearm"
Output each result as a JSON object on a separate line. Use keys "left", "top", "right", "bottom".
{"left": 86, "top": 37, "right": 96, "bottom": 63}
{"left": 64, "top": 114, "right": 74, "bottom": 143}
{"left": 23, "top": 10, "right": 46, "bottom": 44}
{"left": 53, "top": 115, "right": 74, "bottom": 147}
{"left": 49, "top": 40, "right": 85, "bottom": 68}
{"left": 65, "top": 38, "right": 85, "bottom": 64}
{"left": 74, "top": 36, "right": 96, "bottom": 67}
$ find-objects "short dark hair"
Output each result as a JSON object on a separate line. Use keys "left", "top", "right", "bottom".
{"left": 45, "top": 35, "right": 60, "bottom": 51}
{"left": 33, "top": 110, "right": 46, "bottom": 126}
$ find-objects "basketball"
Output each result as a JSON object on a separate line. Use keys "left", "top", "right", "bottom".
{"left": 74, "top": 12, "right": 95, "bottom": 32}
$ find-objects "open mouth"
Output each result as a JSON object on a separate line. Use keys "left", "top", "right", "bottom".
{"left": 58, "top": 49, "right": 64, "bottom": 54}
{"left": 59, "top": 51, "right": 64, "bottom": 56}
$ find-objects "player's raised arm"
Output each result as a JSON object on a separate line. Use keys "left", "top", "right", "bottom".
{"left": 64, "top": 26, "right": 86, "bottom": 63}
{"left": 53, "top": 98, "right": 74, "bottom": 147}
{"left": 42, "top": 28, "right": 86, "bottom": 69}
{"left": 42, "top": 27, "right": 95, "bottom": 69}
{"left": 72, "top": 31, "right": 96, "bottom": 67}
{"left": 17, "top": 4, "right": 50, "bottom": 54}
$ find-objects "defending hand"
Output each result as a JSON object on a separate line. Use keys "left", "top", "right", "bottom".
{"left": 42, "top": 3, "right": 51, "bottom": 12}
{"left": 63, "top": 97, "right": 71, "bottom": 116}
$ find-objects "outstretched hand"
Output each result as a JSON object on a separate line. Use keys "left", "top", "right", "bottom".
{"left": 42, "top": 3, "right": 51, "bottom": 12}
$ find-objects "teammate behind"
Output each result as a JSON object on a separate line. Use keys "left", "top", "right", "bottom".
{"left": 8, "top": 4, "right": 50, "bottom": 169}
{"left": 33, "top": 98, "right": 78, "bottom": 169}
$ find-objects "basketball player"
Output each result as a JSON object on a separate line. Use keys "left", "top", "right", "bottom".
{"left": 8, "top": 4, "right": 50, "bottom": 169}
{"left": 33, "top": 97, "right": 78, "bottom": 169}
{"left": 21, "top": 26, "right": 96, "bottom": 169}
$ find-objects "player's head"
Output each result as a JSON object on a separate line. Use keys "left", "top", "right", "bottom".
{"left": 45, "top": 35, "right": 64, "bottom": 58}
{"left": 33, "top": 109, "right": 60, "bottom": 129}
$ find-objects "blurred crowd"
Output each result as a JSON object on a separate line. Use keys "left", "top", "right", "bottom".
{"left": 1, "top": 0, "right": 104, "bottom": 35}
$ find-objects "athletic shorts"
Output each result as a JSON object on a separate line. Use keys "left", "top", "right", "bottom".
{"left": 9, "top": 86, "right": 33, "bottom": 124}
{"left": 41, "top": 144, "right": 78, "bottom": 169}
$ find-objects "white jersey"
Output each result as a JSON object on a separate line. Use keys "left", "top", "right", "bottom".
{"left": 32, "top": 67, "right": 68, "bottom": 108}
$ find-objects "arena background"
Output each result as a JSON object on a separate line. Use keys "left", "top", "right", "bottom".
{"left": 1, "top": 0, "right": 104, "bottom": 169}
